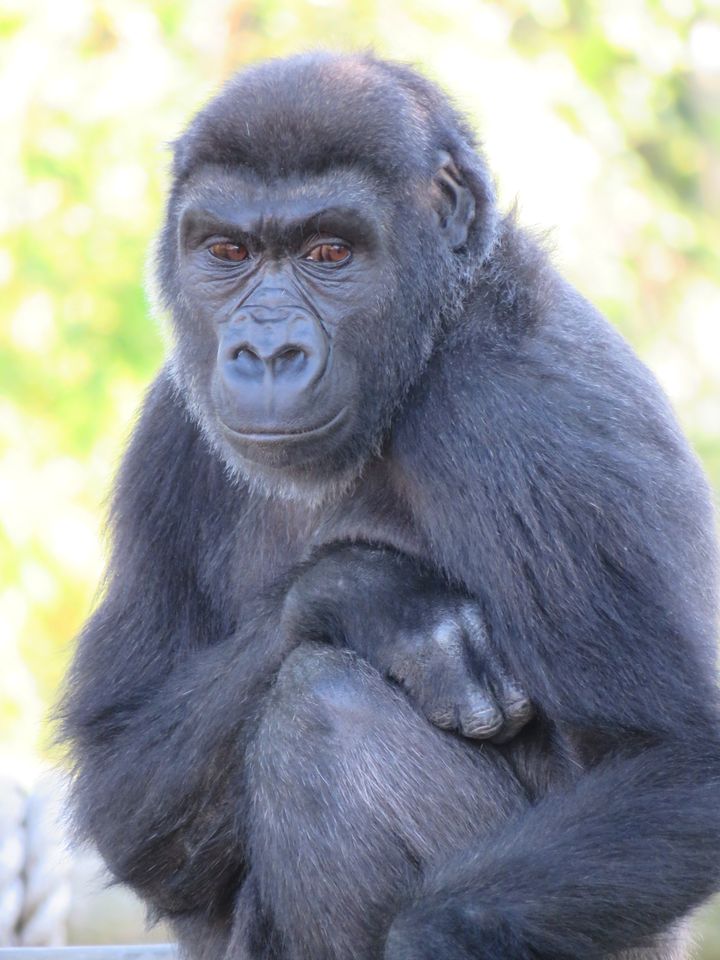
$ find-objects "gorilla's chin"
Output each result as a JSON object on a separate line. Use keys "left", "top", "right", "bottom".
{"left": 217, "top": 405, "right": 359, "bottom": 474}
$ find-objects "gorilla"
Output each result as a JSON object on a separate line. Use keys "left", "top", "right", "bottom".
{"left": 60, "top": 52, "right": 720, "bottom": 960}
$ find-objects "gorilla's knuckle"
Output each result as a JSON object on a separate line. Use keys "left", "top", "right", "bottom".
{"left": 430, "top": 617, "right": 464, "bottom": 651}
{"left": 460, "top": 601, "right": 485, "bottom": 629}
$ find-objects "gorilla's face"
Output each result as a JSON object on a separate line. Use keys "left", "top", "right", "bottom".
{"left": 158, "top": 146, "right": 475, "bottom": 498}
{"left": 153, "top": 53, "right": 490, "bottom": 499}
{"left": 175, "top": 168, "right": 397, "bottom": 480}
{"left": 166, "top": 158, "right": 474, "bottom": 500}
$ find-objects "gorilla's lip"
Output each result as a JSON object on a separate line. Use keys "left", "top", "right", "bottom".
{"left": 221, "top": 406, "right": 348, "bottom": 443}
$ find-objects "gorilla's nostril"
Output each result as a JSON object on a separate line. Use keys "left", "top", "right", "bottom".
{"left": 273, "top": 346, "right": 307, "bottom": 376}
{"left": 232, "top": 345, "right": 260, "bottom": 362}
{"left": 278, "top": 346, "right": 304, "bottom": 361}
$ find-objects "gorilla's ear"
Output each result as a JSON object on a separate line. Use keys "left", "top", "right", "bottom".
{"left": 432, "top": 151, "right": 476, "bottom": 251}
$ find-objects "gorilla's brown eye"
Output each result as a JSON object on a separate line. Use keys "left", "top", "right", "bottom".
{"left": 305, "top": 243, "right": 351, "bottom": 264}
{"left": 209, "top": 242, "right": 249, "bottom": 262}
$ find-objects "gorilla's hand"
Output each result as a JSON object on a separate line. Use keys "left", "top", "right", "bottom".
{"left": 282, "top": 543, "right": 533, "bottom": 742}
{"left": 382, "top": 595, "right": 532, "bottom": 742}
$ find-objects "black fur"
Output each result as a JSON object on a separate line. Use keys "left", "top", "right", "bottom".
{"left": 60, "top": 52, "right": 720, "bottom": 960}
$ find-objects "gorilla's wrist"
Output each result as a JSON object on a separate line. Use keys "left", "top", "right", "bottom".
{"left": 280, "top": 543, "right": 423, "bottom": 649}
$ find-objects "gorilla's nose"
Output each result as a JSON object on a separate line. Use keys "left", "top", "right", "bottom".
{"left": 219, "top": 310, "right": 329, "bottom": 403}
{"left": 230, "top": 336, "right": 308, "bottom": 379}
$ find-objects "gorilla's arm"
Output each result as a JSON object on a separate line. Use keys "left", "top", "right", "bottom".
{"left": 283, "top": 543, "right": 533, "bottom": 742}
{"left": 387, "top": 286, "right": 720, "bottom": 960}
{"left": 60, "top": 373, "right": 291, "bottom": 915}
{"left": 62, "top": 372, "right": 529, "bottom": 915}
{"left": 65, "top": 600, "right": 287, "bottom": 915}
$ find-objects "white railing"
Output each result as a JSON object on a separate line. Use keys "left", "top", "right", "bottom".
{"left": 0, "top": 947, "right": 176, "bottom": 960}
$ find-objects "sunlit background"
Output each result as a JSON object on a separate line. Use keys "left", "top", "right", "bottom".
{"left": 1, "top": 0, "right": 719, "bottom": 952}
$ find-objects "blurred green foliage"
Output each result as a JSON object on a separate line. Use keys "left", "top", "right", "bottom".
{"left": 1, "top": 0, "right": 719, "bottom": 951}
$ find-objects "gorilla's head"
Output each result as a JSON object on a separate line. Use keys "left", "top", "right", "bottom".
{"left": 155, "top": 52, "right": 498, "bottom": 500}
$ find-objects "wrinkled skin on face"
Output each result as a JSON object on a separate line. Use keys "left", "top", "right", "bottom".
{"left": 167, "top": 161, "right": 473, "bottom": 497}
{"left": 179, "top": 173, "right": 395, "bottom": 467}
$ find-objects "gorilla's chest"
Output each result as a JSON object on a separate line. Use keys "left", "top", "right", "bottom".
{"left": 226, "top": 460, "right": 427, "bottom": 609}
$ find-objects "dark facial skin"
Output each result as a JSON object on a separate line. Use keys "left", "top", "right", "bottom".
{"left": 178, "top": 177, "right": 376, "bottom": 464}
{"left": 172, "top": 160, "right": 474, "bottom": 482}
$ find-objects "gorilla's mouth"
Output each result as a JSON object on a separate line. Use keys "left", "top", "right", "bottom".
{"left": 221, "top": 406, "right": 348, "bottom": 444}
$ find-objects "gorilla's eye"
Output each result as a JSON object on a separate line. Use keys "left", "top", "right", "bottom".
{"left": 305, "top": 243, "right": 351, "bottom": 265}
{"left": 209, "top": 242, "right": 250, "bottom": 262}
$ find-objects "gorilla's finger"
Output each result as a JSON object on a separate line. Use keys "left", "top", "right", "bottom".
{"left": 496, "top": 672, "right": 534, "bottom": 724}
{"left": 425, "top": 701, "right": 458, "bottom": 731}
{"left": 459, "top": 604, "right": 490, "bottom": 649}
{"left": 457, "top": 691, "right": 504, "bottom": 740}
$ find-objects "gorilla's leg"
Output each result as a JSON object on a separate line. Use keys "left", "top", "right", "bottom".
{"left": 234, "top": 643, "right": 527, "bottom": 960}
{"left": 231, "top": 645, "right": 690, "bottom": 960}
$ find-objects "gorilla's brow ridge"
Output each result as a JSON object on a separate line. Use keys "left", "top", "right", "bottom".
{"left": 180, "top": 202, "right": 381, "bottom": 250}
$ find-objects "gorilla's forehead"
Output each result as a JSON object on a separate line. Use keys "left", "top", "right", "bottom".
{"left": 183, "top": 164, "right": 389, "bottom": 207}
{"left": 172, "top": 52, "right": 449, "bottom": 186}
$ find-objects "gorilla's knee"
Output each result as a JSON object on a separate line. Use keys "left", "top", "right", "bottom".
{"left": 265, "top": 642, "right": 389, "bottom": 739}
{"left": 274, "top": 642, "right": 356, "bottom": 690}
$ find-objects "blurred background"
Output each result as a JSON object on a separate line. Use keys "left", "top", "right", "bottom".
{"left": 1, "top": 0, "right": 719, "bottom": 952}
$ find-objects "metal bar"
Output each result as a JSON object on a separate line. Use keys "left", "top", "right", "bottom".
{"left": 0, "top": 948, "right": 176, "bottom": 960}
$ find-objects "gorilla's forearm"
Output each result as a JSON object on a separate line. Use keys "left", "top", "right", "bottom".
{"left": 283, "top": 541, "right": 533, "bottom": 741}
{"left": 63, "top": 600, "right": 289, "bottom": 914}
{"left": 387, "top": 736, "right": 720, "bottom": 960}
{"left": 58, "top": 375, "right": 295, "bottom": 912}
{"left": 384, "top": 291, "right": 720, "bottom": 956}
